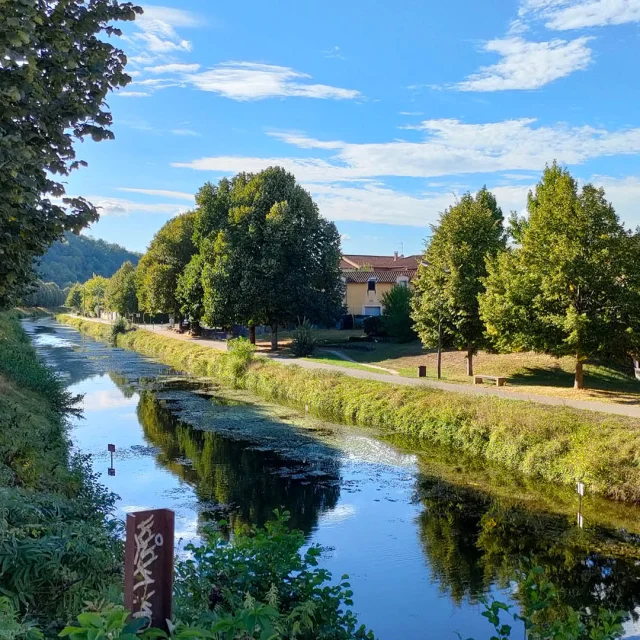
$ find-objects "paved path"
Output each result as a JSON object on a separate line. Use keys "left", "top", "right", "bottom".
{"left": 69, "top": 316, "right": 640, "bottom": 419}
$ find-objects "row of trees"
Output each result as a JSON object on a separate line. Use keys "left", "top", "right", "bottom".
{"left": 411, "top": 163, "right": 640, "bottom": 389}
{"left": 68, "top": 168, "right": 345, "bottom": 349}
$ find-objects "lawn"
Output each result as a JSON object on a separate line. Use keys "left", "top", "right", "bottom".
{"left": 302, "top": 335, "right": 640, "bottom": 405}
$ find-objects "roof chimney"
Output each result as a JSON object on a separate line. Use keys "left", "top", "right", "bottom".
{"left": 393, "top": 251, "right": 398, "bottom": 261}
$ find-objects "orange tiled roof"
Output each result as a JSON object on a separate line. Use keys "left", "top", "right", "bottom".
{"left": 340, "top": 254, "right": 421, "bottom": 271}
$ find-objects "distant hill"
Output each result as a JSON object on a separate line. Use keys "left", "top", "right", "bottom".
{"left": 37, "top": 233, "right": 141, "bottom": 287}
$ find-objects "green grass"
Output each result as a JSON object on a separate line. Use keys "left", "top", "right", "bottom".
{"left": 59, "top": 314, "right": 640, "bottom": 503}
{"left": 0, "top": 312, "right": 121, "bottom": 630}
{"left": 307, "top": 352, "right": 391, "bottom": 373}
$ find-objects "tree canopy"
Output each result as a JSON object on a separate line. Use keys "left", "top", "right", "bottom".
{"left": 412, "top": 188, "right": 505, "bottom": 375}
{"left": 105, "top": 261, "right": 138, "bottom": 316}
{"left": 196, "top": 168, "right": 344, "bottom": 348}
{"left": 82, "top": 275, "right": 109, "bottom": 316}
{"left": 37, "top": 233, "right": 140, "bottom": 287}
{"left": 0, "top": 0, "right": 141, "bottom": 308}
{"left": 479, "top": 163, "right": 640, "bottom": 389}
{"left": 136, "top": 212, "right": 197, "bottom": 317}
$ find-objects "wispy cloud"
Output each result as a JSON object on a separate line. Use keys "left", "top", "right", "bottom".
{"left": 183, "top": 62, "right": 361, "bottom": 101}
{"left": 399, "top": 111, "right": 424, "bottom": 116}
{"left": 518, "top": 0, "right": 640, "bottom": 30}
{"left": 118, "top": 91, "right": 151, "bottom": 98}
{"left": 144, "top": 63, "right": 201, "bottom": 74}
{"left": 118, "top": 188, "right": 195, "bottom": 201}
{"left": 323, "top": 45, "right": 345, "bottom": 59}
{"left": 89, "top": 196, "right": 190, "bottom": 217}
{"left": 174, "top": 119, "right": 640, "bottom": 182}
{"left": 456, "top": 36, "right": 592, "bottom": 91}
{"left": 170, "top": 128, "right": 200, "bottom": 137}
{"left": 132, "top": 5, "right": 201, "bottom": 54}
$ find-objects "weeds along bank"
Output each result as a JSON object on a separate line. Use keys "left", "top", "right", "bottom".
{"left": 59, "top": 315, "right": 640, "bottom": 503}
{"left": 0, "top": 312, "right": 121, "bottom": 633}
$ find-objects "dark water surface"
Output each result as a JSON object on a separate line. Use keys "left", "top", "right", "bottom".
{"left": 24, "top": 318, "right": 640, "bottom": 639}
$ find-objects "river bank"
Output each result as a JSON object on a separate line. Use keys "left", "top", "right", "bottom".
{"left": 0, "top": 312, "right": 121, "bottom": 632}
{"left": 58, "top": 314, "right": 640, "bottom": 503}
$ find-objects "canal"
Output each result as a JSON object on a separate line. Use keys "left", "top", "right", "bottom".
{"left": 25, "top": 317, "right": 640, "bottom": 639}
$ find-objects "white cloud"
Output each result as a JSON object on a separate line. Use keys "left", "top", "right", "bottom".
{"left": 170, "top": 128, "right": 200, "bottom": 137}
{"left": 589, "top": 175, "right": 640, "bottom": 226}
{"left": 266, "top": 131, "right": 344, "bottom": 149}
{"left": 519, "top": 0, "right": 640, "bottom": 30}
{"left": 128, "top": 5, "right": 200, "bottom": 60}
{"left": 456, "top": 36, "right": 592, "bottom": 91}
{"left": 323, "top": 45, "right": 345, "bottom": 59}
{"left": 184, "top": 62, "right": 361, "bottom": 101}
{"left": 89, "top": 196, "right": 191, "bottom": 217}
{"left": 399, "top": 111, "right": 424, "bottom": 116}
{"left": 118, "top": 188, "right": 195, "bottom": 201}
{"left": 173, "top": 119, "right": 640, "bottom": 182}
{"left": 118, "top": 91, "right": 151, "bottom": 98}
{"left": 145, "top": 63, "right": 201, "bottom": 74}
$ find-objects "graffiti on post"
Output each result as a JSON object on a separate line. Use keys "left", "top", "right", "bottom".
{"left": 124, "top": 508, "right": 174, "bottom": 631}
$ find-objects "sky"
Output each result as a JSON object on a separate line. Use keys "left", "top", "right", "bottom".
{"left": 68, "top": 0, "right": 640, "bottom": 256}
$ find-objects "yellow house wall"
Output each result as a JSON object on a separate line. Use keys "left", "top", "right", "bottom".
{"left": 344, "top": 282, "right": 395, "bottom": 315}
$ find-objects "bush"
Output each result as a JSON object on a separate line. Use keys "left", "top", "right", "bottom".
{"left": 363, "top": 316, "right": 385, "bottom": 337}
{"left": 381, "top": 285, "right": 417, "bottom": 343}
{"left": 110, "top": 316, "right": 129, "bottom": 345}
{"left": 291, "top": 320, "right": 317, "bottom": 357}
{"left": 224, "top": 337, "right": 256, "bottom": 384}
{"left": 173, "top": 511, "right": 374, "bottom": 640}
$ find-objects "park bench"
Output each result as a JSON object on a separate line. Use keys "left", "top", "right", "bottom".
{"left": 473, "top": 374, "right": 507, "bottom": 387}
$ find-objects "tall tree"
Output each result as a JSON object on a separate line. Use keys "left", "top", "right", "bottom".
{"left": 83, "top": 275, "right": 109, "bottom": 316}
{"left": 105, "top": 261, "right": 138, "bottom": 316}
{"left": 480, "top": 163, "right": 640, "bottom": 389}
{"left": 412, "top": 188, "right": 505, "bottom": 376}
{"left": 197, "top": 168, "right": 344, "bottom": 349}
{"left": 176, "top": 252, "right": 205, "bottom": 331}
{"left": 0, "top": 0, "right": 141, "bottom": 308}
{"left": 136, "top": 212, "right": 197, "bottom": 320}
{"left": 65, "top": 282, "right": 83, "bottom": 312}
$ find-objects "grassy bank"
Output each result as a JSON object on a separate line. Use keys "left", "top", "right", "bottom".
{"left": 0, "top": 312, "right": 121, "bottom": 633}
{"left": 59, "top": 314, "right": 640, "bottom": 503}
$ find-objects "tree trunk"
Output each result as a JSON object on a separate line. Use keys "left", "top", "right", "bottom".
{"left": 574, "top": 359, "right": 584, "bottom": 390}
{"left": 249, "top": 325, "right": 256, "bottom": 345}
{"left": 466, "top": 347, "right": 474, "bottom": 377}
{"left": 436, "top": 320, "right": 442, "bottom": 380}
{"left": 271, "top": 324, "right": 278, "bottom": 351}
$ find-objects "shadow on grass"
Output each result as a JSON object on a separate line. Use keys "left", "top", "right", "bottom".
{"left": 509, "top": 362, "right": 640, "bottom": 403}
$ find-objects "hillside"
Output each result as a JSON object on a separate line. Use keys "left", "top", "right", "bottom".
{"left": 36, "top": 232, "right": 141, "bottom": 287}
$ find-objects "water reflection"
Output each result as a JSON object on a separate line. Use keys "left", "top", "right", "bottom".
{"left": 417, "top": 473, "right": 640, "bottom": 624}
{"left": 136, "top": 390, "right": 340, "bottom": 534}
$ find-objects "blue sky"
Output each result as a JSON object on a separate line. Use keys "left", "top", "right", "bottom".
{"left": 68, "top": 0, "right": 640, "bottom": 255}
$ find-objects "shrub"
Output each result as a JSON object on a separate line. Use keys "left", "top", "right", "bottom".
{"left": 173, "top": 511, "right": 374, "bottom": 640}
{"left": 363, "top": 316, "right": 385, "bottom": 337}
{"left": 291, "top": 319, "right": 317, "bottom": 357}
{"left": 223, "top": 337, "right": 256, "bottom": 384}
{"left": 381, "top": 285, "right": 417, "bottom": 343}
{"left": 109, "top": 316, "right": 129, "bottom": 345}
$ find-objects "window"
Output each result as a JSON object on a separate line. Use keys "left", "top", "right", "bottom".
{"left": 396, "top": 276, "right": 409, "bottom": 287}
{"left": 364, "top": 306, "right": 382, "bottom": 316}
{"left": 367, "top": 277, "right": 376, "bottom": 292}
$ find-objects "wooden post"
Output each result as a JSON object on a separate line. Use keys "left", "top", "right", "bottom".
{"left": 124, "top": 508, "right": 175, "bottom": 632}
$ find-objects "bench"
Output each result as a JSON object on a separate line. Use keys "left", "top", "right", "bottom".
{"left": 474, "top": 374, "right": 507, "bottom": 387}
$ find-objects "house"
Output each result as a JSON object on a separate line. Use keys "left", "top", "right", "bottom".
{"left": 340, "top": 253, "right": 420, "bottom": 316}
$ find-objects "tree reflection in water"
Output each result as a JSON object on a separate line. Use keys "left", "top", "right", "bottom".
{"left": 135, "top": 390, "right": 341, "bottom": 536}
{"left": 417, "top": 474, "right": 640, "bottom": 623}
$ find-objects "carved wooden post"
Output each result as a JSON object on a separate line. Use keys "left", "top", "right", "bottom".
{"left": 124, "top": 508, "right": 175, "bottom": 632}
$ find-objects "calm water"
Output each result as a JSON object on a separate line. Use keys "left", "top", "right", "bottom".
{"left": 25, "top": 318, "right": 640, "bottom": 639}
